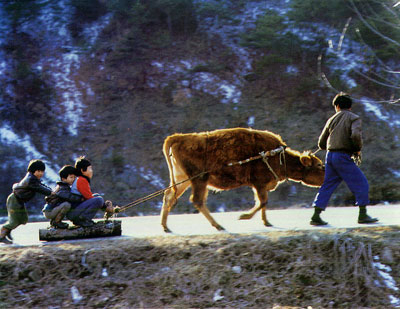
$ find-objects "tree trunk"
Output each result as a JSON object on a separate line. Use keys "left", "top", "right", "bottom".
{"left": 39, "top": 220, "right": 122, "bottom": 241}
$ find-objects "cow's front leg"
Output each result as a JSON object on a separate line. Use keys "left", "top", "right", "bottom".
{"left": 239, "top": 204, "right": 262, "bottom": 220}
{"left": 239, "top": 186, "right": 272, "bottom": 226}
{"left": 191, "top": 181, "right": 225, "bottom": 231}
{"left": 257, "top": 188, "right": 272, "bottom": 227}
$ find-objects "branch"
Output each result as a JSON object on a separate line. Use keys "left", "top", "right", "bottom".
{"left": 354, "top": 28, "right": 400, "bottom": 74}
{"left": 348, "top": 0, "right": 400, "bottom": 48}
{"left": 338, "top": 17, "right": 352, "bottom": 51}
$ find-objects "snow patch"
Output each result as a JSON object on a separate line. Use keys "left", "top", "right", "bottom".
{"left": 217, "top": 204, "right": 226, "bottom": 213}
{"left": 361, "top": 97, "right": 400, "bottom": 128}
{"left": 0, "top": 125, "right": 59, "bottom": 183}
{"left": 389, "top": 169, "right": 400, "bottom": 178}
{"left": 4, "top": 0, "right": 113, "bottom": 135}
{"left": 139, "top": 167, "right": 165, "bottom": 189}
{"left": 373, "top": 255, "right": 400, "bottom": 307}
{"left": 192, "top": 72, "right": 241, "bottom": 104}
{"left": 247, "top": 116, "right": 255, "bottom": 127}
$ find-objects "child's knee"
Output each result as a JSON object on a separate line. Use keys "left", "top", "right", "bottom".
{"left": 59, "top": 201, "right": 72, "bottom": 212}
{"left": 43, "top": 211, "right": 52, "bottom": 219}
{"left": 93, "top": 196, "right": 104, "bottom": 207}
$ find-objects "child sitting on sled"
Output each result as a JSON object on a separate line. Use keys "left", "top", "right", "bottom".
{"left": 0, "top": 159, "right": 53, "bottom": 244}
{"left": 42, "top": 165, "right": 83, "bottom": 229}
{"left": 66, "top": 156, "right": 119, "bottom": 227}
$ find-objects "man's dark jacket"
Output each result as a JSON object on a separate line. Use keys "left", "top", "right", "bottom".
{"left": 318, "top": 110, "right": 362, "bottom": 154}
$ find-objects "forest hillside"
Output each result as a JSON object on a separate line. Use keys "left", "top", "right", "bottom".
{"left": 1, "top": 0, "right": 400, "bottom": 218}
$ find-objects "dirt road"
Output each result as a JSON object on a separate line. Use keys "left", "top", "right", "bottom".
{"left": 5, "top": 204, "right": 398, "bottom": 247}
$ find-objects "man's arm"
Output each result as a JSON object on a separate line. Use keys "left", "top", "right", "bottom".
{"left": 318, "top": 123, "right": 330, "bottom": 150}
{"left": 351, "top": 118, "right": 363, "bottom": 152}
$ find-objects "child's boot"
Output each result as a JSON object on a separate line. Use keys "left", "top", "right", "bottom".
{"left": 0, "top": 227, "right": 13, "bottom": 244}
{"left": 358, "top": 206, "right": 378, "bottom": 224}
{"left": 51, "top": 212, "right": 69, "bottom": 229}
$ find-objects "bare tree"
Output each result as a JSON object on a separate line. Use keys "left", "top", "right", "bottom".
{"left": 320, "top": 0, "right": 400, "bottom": 104}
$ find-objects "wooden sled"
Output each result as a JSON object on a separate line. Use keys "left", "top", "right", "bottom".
{"left": 39, "top": 220, "right": 122, "bottom": 241}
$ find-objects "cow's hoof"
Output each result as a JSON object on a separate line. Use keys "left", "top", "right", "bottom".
{"left": 239, "top": 213, "right": 251, "bottom": 220}
{"left": 264, "top": 221, "right": 273, "bottom": 227}
{"left": 215, "top": 225, "right": 225, "bottom": 231}
{"left": 163, "top": 227, "right": 172, "bottom": 233}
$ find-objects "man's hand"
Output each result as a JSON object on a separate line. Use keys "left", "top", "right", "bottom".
{"left": 352, "top": 152, "right": 362, "bottom": 166}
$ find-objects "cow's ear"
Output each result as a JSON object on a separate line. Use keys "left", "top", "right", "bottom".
{"left": 300, "top": 155, "right": 312, "bottom": 167}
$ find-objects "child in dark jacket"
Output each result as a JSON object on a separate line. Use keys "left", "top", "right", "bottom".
{"left": 42, "top": 165, "right": 83, "bottom": 229}
{"left": 0, "top": 159, "right": 52, "bottom": 244}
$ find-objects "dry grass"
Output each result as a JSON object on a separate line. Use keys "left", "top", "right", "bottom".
{"left": 1, "top": 226, "right": 400, "bottom": 308}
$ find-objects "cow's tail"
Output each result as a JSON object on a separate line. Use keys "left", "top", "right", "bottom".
{"left": 163, "top": 135, "right": 177, "bottom": 191}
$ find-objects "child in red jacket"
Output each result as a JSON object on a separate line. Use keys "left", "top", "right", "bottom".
{"left": 66, "top": 156, "right": 115, "bottom": 227}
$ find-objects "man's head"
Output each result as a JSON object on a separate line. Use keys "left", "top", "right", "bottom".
{"left": 332, "top": 92, "right": 352, "bottom": 110}
{"left": 75, "top": 156, "right": 93, "bottom": 179}
{"left": 59, "top": 165, "right": 77, "bottom": 185}
{"left": 27, "top": 159, "right": 46, "bottom": 179}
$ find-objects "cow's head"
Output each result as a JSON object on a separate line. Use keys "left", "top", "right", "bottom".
{"left": 299, "top": 152, "right": 325, "bottom": 187}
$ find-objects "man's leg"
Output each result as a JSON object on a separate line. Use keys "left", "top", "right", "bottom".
{"left": 332, "top": 153, "right": 378, "bottom": 224}
{"left": 311, "top": 152, "right": 342, "bottom": 225}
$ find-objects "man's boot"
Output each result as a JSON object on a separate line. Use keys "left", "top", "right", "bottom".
{"left": 51, "top": 211, "right": 69, "bottom": 229}
{"left": 310, "top": 207, "right": 328, "bottom": 226}
{"left": 0, "top": 227, "right": 13, "bottom": 244}
{"left": 358, "top": 206, "right": 378, "bottom": 224}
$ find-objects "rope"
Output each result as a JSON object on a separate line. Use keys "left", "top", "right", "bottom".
{"left": 261, "top": 155, "right": 279, "bottom": 181}
{"left": 117, "top": 171, "right": 209, "bottom": 212}
{"left": 260, "top": 146, "right": 287, "bottom": 182}
{"left": 312, "top": 148, "right": 321, "bottom": 156}
{"left": 227, "top": 146, "right": 285, "bottom": 166}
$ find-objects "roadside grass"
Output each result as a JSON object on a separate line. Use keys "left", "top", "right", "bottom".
{"left": 1, "top": 226, "right": 399, "bottom": 308}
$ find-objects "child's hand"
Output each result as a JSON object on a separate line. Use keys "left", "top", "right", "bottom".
{"left": 103, "top": 201, "right": 121, "bottom": 220}
{"left": 104, "top": 200, "right": 114, "bottom": 213}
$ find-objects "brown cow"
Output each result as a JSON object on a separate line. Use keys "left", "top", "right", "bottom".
{"left": 161, "top": 128, "right": 324, "bottom": 232}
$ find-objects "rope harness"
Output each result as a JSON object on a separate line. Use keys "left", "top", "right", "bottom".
{"left": 227, "top": 145, "right": 287, "bottom": 181}
{"left": 113, "top": 146, "right": 287, "bottom": 214}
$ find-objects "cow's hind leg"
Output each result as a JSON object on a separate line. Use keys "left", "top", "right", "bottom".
{"left": 161, "top": 181, "right": 191, "bottom": 233}
{"left": 191, "top": 181, "right": 225, "bottom": 231}
{"left": 239, "top": 185, "right": 272, "bottom": 226}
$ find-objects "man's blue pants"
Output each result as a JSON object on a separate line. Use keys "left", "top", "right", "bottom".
{"left": 312, "top": 151, "right": 369, "bottom": 210}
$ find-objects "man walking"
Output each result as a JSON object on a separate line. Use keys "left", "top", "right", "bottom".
{"left": 310, "top": 93, "right": 378, "bottom": 225}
